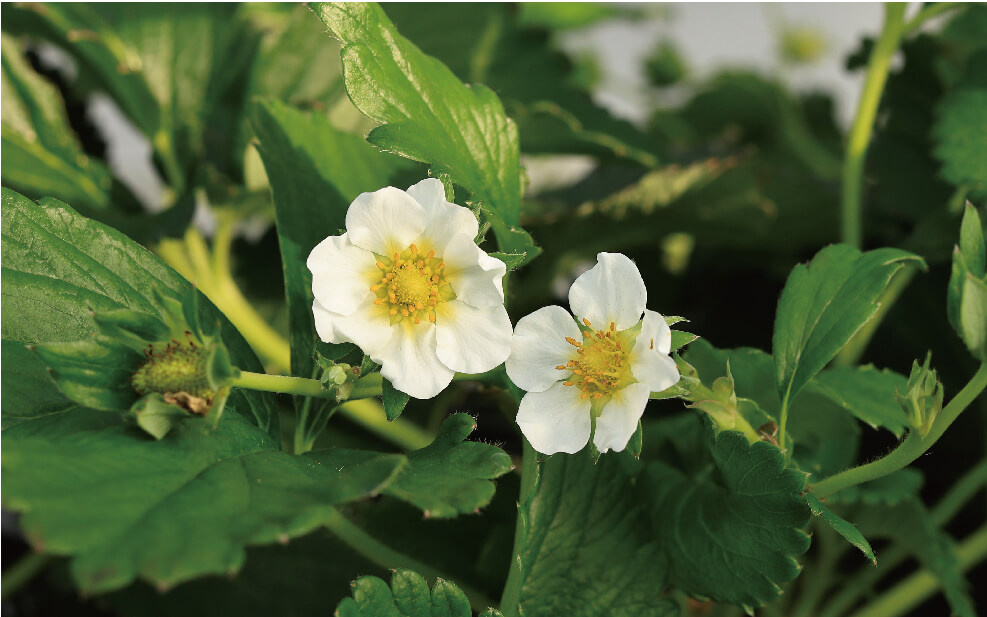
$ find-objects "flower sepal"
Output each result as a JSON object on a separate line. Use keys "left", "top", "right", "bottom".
{"left": 315, "top": 352, "right": 365, "bottom": 402}
{"left": 894, "top": 352, "right": 944, "bottom": 438}
{"left": 686, "top": 363, "right": 763, "bottom": 445}
{"left": 31, "top": 290, "right": 238, "bottom": 439}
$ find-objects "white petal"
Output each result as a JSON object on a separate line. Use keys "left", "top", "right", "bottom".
{"left": 630, "top": 310, "right": 679, "bottom": 392}
{"left": 516, "top": 381, "right": 592, "bottom": 455}
{"left": 568, "top": 252, "right": 647, "bottom": 331}
{"left": 505, "top": 305, "right": 581, "bottom": 393}
{"left": 407, "top": 178, "right": 479, "bottom": 253}
{"left": 594, "top": 382, "right": 651, "bottom": 453}
{"left": 312, "top": 297, "right": 393, "bottom": 355}
{"left": 374, "top": 322, "right": 454, "bottom": 400}
{"left": 434, "top": 300, "right": 512, "bottom": 374}
{"left": 307, "top": 233, "right": 379, "bottom": 316}
{"left": 441, "top": 234, "right": 506, "bottom": 308}
{"left": 346, "top": 186, "right": 427, "bottom": 256}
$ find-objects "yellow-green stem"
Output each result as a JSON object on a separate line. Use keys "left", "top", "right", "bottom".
{"left": 813, "top": 363, "right": 987, "bottom": 498}
{"left": 232, "top": 371, "right": 382, "bottom": 400}
{"left": 847, "top": 523, "right": 987, "bottom": 617}
{"left": 841, "top": 3, "right": 907, "bottom": 249}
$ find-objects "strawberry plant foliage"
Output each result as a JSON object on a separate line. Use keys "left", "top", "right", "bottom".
{"left": 3, "top": 3, "right": 987, "bottom": 617}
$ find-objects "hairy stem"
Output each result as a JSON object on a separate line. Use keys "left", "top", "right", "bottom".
{"left": 323, "top": 508, "right": 497, "bottom": 611}
{"left": 813, "top": 363, "right": 987, "bottom": 499}
{"left": 841, "top": 3, "right": 906, "bottom": 249}
{"left": 1, "top": 553, "right": 51, "bottom": 600}
{"left": 847, "top": 523, "right": 987, "bottom": 617}
{"left": 232, "top": 371, "right": 383, "bottom": 400}
{"left": 500, "top": 439, "right": 540, "bottom": 616}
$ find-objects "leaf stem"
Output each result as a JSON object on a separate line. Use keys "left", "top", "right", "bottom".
{"left": 232, "top": 371, "right": 383, "bottom": 400}
{"left": 499, "top": 439, "right": 540, "bottom": 617}
{"left": 812, "top": 362, "right": 987, "bottom": 499}
{"left": 841, "top": 3, "right": 907, "bottom": 249}
{"left": 901, "top": 2, "right": 962, "bottom": 36}
{"left": 818, "top": 458, "right": 987, "bottom": 617}
{"left": 846, "top": 523, "right": 987, "bottom": 617}
{"left": 1, "top": 553, "right": 50, "bottom": 600}
{"left": 323, "top": 508, "right": 497, "bottom": 611}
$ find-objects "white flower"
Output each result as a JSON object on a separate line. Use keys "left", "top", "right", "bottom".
{"left": 307, "top": 179, "right": 513, "bottom": 399}
{"left": 506, "top": 253, "right": 680, "bottom": 455}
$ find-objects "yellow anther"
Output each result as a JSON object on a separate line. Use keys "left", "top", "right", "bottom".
{"left": 410, "top": 243, "right": 418, "bottom": 254}
{"left": 583, "top": 317, "right": 592, "bottom": 327}
{"left": 376, "top": 261, "right": 387, "bottom": 270}
{"left": 438, "top": 262, "right": 446, "bottom": 270}
{"left": 427, "top": 249, "right": 435, "bottom": 259}
{"left": 374, "top": 298, "right": 384, "bottom": 305}
{"left": 370, "top": 284, "right": 379, "bottom": 292}
{"left": 563, "top": 381, "right": 574, "bottom": 387}
{"left": 428, "top": 312, "right": 436, "bottom": 323}
{"left": 390, "top": 308, "right": 398, "bottom": 316}
{"left": 414, "top": 317, "right": 421, "bottom": 324}
{"left": 402, "top": 309, "right": 409, "bottom": 316}
{"left": 555, "top": 365, "right": 567, "bottom": 370}
{"left": 417, "top": 260, "right": 424, "bottom": 268}
{"left": 565, "top": 337, "right": 582, "bottom": 347}
{"left": 393, "top": 252, "right": 400, "bottom": 260}
{"left": 610, "top": 322, "right": 616, "bottom": 331}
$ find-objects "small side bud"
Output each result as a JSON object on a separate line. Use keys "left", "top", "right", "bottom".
{"left": 894, "top": 352, "right": 944, "bottom": 438}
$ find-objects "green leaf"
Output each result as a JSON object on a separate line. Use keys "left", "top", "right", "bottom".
{"left": 1, "top": 409, "right": 406, "bottom": 593}
{"left": 670, "top": 330, "right": 698, "bottom": 352}
{"left": 507, "top": 448, "right": 678, "bottom": 617}
{"left": 857, "top": 501, "right": 976, "bottom": 617}
{"left": 1, "top": 340, "right": 75, "bottom": 429}
{"left": 808, "top": 365, "right": 910, "bottom": 437}
{"left": 382, "top": 378, "right": 411, "bottom": 421}
{"left": 31, "top": 339, "right": 145, "bottom": 411}
{"left": 336, "top": 569, "right": 504, "bottom": 617}
{"left": 773, "top": 244, "right": 925, "bottom": 409}
{"left": 0, "top": 34, "right": 114, "bottom": 211}
{"left": 0, "top": 188, "right": 277, "bottom": 434}
{"left": 933, "top": 88, "right": 987, "bottom": 197}
{"left": 826, "top": 469, "right": 924, "bottom": 506}
{"left": 383, "top": 414, "right": 512, "bottom": 518}
{"left": 251, "top": 99, "right": 414, "bottom": 379}
{"left": 804, "top": 494, "right": 876, "bottom": 564}
{"left": 646, "top": 424, "right": 811, "bottom": 610}
{"left": 311, "top": 2, "right": 523, "bottom": 238}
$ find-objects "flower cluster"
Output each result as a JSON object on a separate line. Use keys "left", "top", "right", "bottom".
{"left": 307, "top": 183, "right": 682, "bottom": 455}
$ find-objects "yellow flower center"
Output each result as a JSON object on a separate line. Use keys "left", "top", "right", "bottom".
{"left": 557, "top": 319, "right": 634, "bottom": 400}
{"left": 370, "top": 243, "right": 454, "bottom": 325}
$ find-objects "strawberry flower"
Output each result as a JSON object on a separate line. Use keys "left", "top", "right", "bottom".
{"left": 506, "top": 253, "right": 680, "bottom": 454}
{"left": 308, "top": 179, "right": 512, "bottom": 399}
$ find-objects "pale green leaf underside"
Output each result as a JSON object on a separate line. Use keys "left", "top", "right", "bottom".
{"left": 310, "top": 2, "right": 522, "bottom": 231}
{"left": 773, "top": 244, "right": 925, "bottom": 407}
{"left": 337, "top": 569, "right": 503, "bottom": 617}
{"left": 933, "top": 89, "right": 987, "bottom": 194}
{"left": 647, "top": 426, "right": 811, "bottom": 610}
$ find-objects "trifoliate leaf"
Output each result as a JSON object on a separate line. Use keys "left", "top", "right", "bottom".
{"left": 805, "top": 494, "right": 876, "bottom": 564}
{"left": 0, "top": 340, "right": 75, "bottom": 430}
{"left": 773, "top": 244, "right": 925, "bottom": 410}
{"left": 505, "top": 447, "right": 678, "bottom": 617}
{"left": 646, "top": 424, "right": 811, "bottom": 610}
{"left": 383, "top": 414, "right": 512, "bottom": 518}
{"left": 336, "top": 569, "right": 504, "bottom": 617}
{"left": 1, "top": 409, "right": 406, "bottom": 593}
{"left": 310, "top": 2, "right": 523, "bottom": 244}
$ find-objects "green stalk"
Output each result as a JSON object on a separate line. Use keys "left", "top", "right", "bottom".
{"left": 231, "top": 371, "right": 383, "bottom": 400}
{"left": 499, "top": 439, "right": 540, "bottom": 617}
{"left": 901, "top": 2, "right": 962, "bottom": 36}
{"left": 819, "top": 458, "right": 987, "bottom": 617}
{"left": 323, "top": 508, "right": 497, "bottom": 611}
{"left": 1, "top": 553, "right": 50, "bottom": 600}
{"left": 841, "top": 3, "right": 907, "bottom": 249}
{"left": 813, "top": 363, "right": 987, "bottom": 499}
{"left": 847, "top": 523, "right": 987, "bottom": 617}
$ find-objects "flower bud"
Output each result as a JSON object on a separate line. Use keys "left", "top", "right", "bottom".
{"left": 316, "top": 354, "right": 362, "bottom": 402}
{"left": 894, "top": 352, "right": 944, "bottom": 438}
